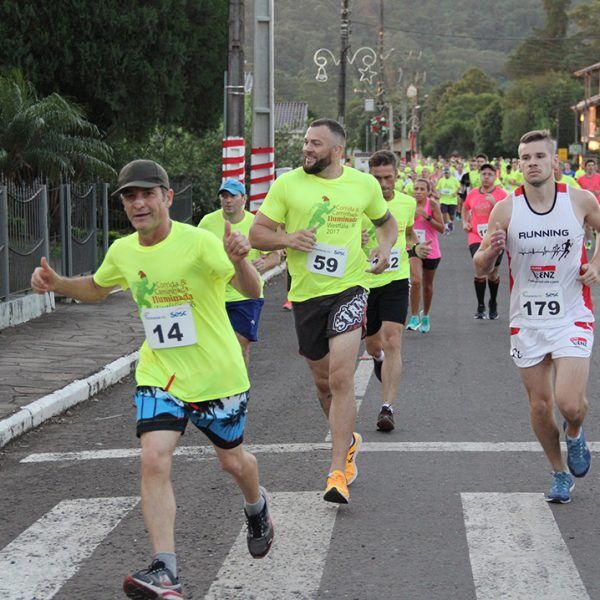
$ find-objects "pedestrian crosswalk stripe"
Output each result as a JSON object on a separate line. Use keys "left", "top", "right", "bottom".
{"left": 0, "top": 496, "right": 139, "bottom": 600}
{"left": 204, "top": 491, "right": 337, "bottom": 600}
{"left": 462, "top": 493, "right": 590, "bottom": 600}
{"left": 21, "top": 441, "right": 600, "bottom": 463}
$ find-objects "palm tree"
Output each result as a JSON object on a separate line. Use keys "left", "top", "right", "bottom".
{"left": 0, "top": 70, "right": 115, "bottom": 184}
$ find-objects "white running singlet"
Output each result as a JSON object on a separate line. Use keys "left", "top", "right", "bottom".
{"left": 506, "top": 183, "right": 594, "bottom": 330}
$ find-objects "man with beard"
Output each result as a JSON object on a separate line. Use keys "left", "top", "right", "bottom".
{"left": 250, "top": 118, "right": 398, "bottom": 504}
{"left": 474, "top": 130, "right": 600, "bottom": 504}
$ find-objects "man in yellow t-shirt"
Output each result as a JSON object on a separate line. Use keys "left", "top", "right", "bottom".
{"left": 199, "top": 178, "right": 280, "bottom": 365}
{"left": 436, "top": 167, "right": 461, "bottom": 233}
{"left": 250, "top": 118, "right": 398, "bottom": 504}
{"left": 362, "top": 150, "right": 431, "bottom": 433}
{"left": 30, "top": 160, "right": 274, "bottom": 598}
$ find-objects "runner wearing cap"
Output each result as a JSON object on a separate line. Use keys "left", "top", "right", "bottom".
{"left": 462, "top": 163, "right": 508, "bottom": 320}
{"left": 474, "top": 130, "right": 600, "bottom": 503}
{"left": 250, "top": 118, "right": 398, "bottom": 504}
{"left": 31, "top": 160, "right": 274, "bottom": 600}
{"left": 199, "top": 178, "right": 281, "bottom": 365}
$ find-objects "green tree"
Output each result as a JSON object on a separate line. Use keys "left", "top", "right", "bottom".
{"left": 505, "top": 0, "right": 572, "bottom": 79}
{"left": 474, "top": 97, "right": 505, "bottom": 157}
{"left": 0, "top": 1, "right": 227, "bottom": 140}
{"left": 0, "top": 71, "right": 114, "bottom": 184}
{"left": 568, "top": 1, "right": 600, "bottom": 68}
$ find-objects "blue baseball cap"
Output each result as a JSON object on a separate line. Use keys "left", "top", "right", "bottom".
{"left": 218, "top": 178, "right": 246, "bottom": 196}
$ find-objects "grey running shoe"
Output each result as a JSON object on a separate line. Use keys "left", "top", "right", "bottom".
{"left": 245, "top": 487, "right": 274, "bottom": 559}
{"left": 545, "top": 471, "right": 574, "bottom": 504}
{"left": 377, "top": 405, "right": 395, "bottom": 432}
{"left": 123, "top": 560, "right": 182, "bottom": 599}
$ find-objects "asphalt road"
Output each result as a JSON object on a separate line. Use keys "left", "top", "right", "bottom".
{"left": 1, "top": 229, "right": 600, "bottom": 600}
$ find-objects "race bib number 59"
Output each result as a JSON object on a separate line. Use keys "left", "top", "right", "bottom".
{"left": 142, "top": 304, "right": 197, "bottom": 349}
{"left": 520, "top": 288, "right": 564, "bottom": 319}
{"left": 307, "top": 243, "right": 347, "bottom": 278}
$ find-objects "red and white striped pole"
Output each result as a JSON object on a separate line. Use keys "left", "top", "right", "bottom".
{"left": 222, "top": 137, "right": 246, "bottom": 183}
{"left": 249, "top": 146, "right": 274, "bottom": 213}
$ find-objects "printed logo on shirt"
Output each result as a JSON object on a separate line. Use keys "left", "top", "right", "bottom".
{"left": 307, "top": 195, "right": 361, "bottom": 234}
{"left": 530, "top": 265, "right": 556, "bottom": 280}
{"left": 132, "top": 271, "right": 194, "bottom": 310}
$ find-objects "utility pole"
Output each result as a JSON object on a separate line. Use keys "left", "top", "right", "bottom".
{"left": 338, "top": 0, "right": 351, "bottom": 126}
{"left": 376, "top": 0, "right": 385, "bottom": 149}
{"left": 226, "top": 0, "right": 245, "bottom": 139}
{"left": 222, "top": 0, "right": 246, "bottom": 184}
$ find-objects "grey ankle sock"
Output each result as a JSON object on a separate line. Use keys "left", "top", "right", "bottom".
{"left": 154, "top": 552, "right": 177, "bottom": 578}
{"left": 245, "top": 486, "right": 266, "bottom": 516}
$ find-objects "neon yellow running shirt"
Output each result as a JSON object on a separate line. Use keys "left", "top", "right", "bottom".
{"left": 260, "top": 166, "right": 388, "bottom": 301}
{"left": 198, "top": 209, "right": 264, "bottom": 302}
{"left": 436, "top": 176, "right": 460, "bottom": 205}
{"left": 93, "top": 220, "right": 249, "bottom": 402}
{"left": 362, "top": 190, "right": 415, "bottom": 288}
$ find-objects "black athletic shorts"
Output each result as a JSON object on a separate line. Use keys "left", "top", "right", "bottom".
{"left": 440, "top": 204, "right": 457, "bottom": 217}
{"left": 366, "top": 278, "right": 409, "bottom": 336}
{"left": 469, "top": 242, "right": 503, "bottom": 267}
{"left": 408, "top": 248, "right": 441, "bottom": 270}
{"left": 292, "top": 286, "right": 368, "bottom": 361}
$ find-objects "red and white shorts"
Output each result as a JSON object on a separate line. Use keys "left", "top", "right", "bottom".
{"left": 509, "top": 321, "right": 594, "bottom": 368}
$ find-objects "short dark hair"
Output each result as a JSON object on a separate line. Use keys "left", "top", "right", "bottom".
{"left": 309, "top": 118, "right": 346, "bottom": 142}
{"left": 584, "top": 158, "right": 597, "bottom": 167}
{"left": 369, "top": 150, "right": 397, "bottom": 170}
{"left": 519, "top": 129, "right": 555, "bottom": 148}
{"left": 479, "top": 163, "right": 496, "bottom": 173}
{"left": 475, "top": 153, "right": 488, "bottom": 161}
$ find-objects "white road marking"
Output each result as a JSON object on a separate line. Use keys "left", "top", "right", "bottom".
{"left": 21, "top": 440, "right": 599, "bottom": 463}
{"left": 462, "top": 493, "right": 589, "bottom": 600}
{"left": 204, "top": 491, "right": 337, "bottom": 600}
{"left": 0, "top": 496, "right": 139, "bottom": 600}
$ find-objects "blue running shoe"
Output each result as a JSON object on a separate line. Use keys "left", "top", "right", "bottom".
{"left": 545, "top": 471, "right": 574, "bottom": 504}
{"left": 406, "top": 315, "right": 420, "bottom": 331}
{"left": 565, "top": 424, "right": 592, "bottom": 478}
{"left": 420, "top": 313, "right": 430, "bottom": 333}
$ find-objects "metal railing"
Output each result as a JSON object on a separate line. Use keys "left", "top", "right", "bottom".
{"left": 0, "top": 181, "right": 194, "bottom": 300}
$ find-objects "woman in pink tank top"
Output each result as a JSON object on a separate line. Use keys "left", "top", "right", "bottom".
{"left": 407, "top": 178, "right": 444, "bottom": 333}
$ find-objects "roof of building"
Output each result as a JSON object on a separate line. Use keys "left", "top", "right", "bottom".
{"left": 274, "top": 101, "right": 309, "bottom": 132}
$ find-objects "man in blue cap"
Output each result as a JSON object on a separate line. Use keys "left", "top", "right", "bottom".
{"left": 199, "top": 178, "right": 281, "bottom": 365}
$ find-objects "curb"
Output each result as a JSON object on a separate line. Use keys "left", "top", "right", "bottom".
{"left": 0, "top": 265, "right": 286, "bottom": 449}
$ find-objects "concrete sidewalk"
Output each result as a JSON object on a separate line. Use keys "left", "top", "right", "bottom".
{"left": 0, "top": 265, "right": 286, "bottom": 447}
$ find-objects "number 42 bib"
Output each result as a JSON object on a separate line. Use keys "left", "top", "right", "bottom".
{"left": 141, "top": 304, "right": 197, "bottom": 349}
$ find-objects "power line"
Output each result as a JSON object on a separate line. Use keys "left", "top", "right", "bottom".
{"left": 352, "top": 19, "right": 600, "bottom": 42}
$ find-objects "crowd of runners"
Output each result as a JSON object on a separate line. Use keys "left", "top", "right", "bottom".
{"left": 30, "top": 119, "right": 600, "bottom": 599}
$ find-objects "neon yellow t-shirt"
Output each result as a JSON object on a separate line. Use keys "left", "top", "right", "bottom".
{"left": 93, "top": 220, "right": 249, "bottom": 403}
{"left": 575, "top": 168, "right": 585, "bottom": 179}
{"left": 362, "top": 191, "right": 415, "bottom": 288}
{"left": 559, "top": 174, "right": 580, "bottom": 189}
{"left": 198, "top": 209, "right": 264, "bottom": 302}
{"left": 259, "top": 166, "right": 388, "bottom": 302}
{"left": 436, "top": 176, "right": 460, "bottom": 205}
{"left": 469, "top": 171, "right": 481, "bottom": 189}
{"left": 403, "top": 180, "right": 415, "bottom": 196}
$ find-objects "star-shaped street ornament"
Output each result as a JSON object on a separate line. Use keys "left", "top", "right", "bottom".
{"left": 359, "top": 65, "right": 377, "bottom": 85}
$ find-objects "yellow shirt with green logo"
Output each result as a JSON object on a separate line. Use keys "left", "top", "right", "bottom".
{"left": 436, "top": 176, "right": 460, "bottom": 205}
{"left": 198, "top": 209, "right": 264, "bottom": 302}
{"left": 93, "top": 220, "right": 249, "bottom": 403}
{"left": 362, "top": 191, "right": 415, "bottom": 289}
{"left": 260, "top": 166, "right": 388, "bottom": 302}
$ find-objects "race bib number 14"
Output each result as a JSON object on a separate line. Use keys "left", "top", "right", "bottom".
{"left": 142, "top": 304, "right": 197, "bottom": 349}
{"left": 307, "top": 243, "right": 347, "bottom": 278}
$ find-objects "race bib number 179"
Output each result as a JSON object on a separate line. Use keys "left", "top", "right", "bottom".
{"left": 142, "top": 304, "right": 197, "bottom": 349}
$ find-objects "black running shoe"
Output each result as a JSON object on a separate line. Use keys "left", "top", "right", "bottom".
{"left": 377, "top": 405, "right": 395, "bottom": 432}
{"left": 474, "top": 304, "right": 486, "bottom": 319}
{"left": 123, "top": 560, "right": 182, "bottom": 599}
{"left": 372, "top": 358, "right": 383, "bottom": 382}
{"left": 488, "top": 301, "right": 498, "bottom": 320}
{"left": 245, "top": 488, "right": 274, "bottom": 559}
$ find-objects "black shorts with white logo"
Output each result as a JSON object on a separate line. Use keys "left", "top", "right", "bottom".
{"left": 292, "top": 286, "right": 368, "bottom": 361}
{"left": 366, "top": 278, "right": 409, "bottom": 336}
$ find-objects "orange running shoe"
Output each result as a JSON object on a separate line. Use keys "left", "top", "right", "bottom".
{"left": 345, "top": 432, "right": 363, "bottom": 484}
{"left": 324, "top": 470, "right": 349, "bottom": 504}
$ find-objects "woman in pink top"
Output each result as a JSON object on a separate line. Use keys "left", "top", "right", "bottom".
{"left": 407, "top": 178, "right": 444, "bottom": 333}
